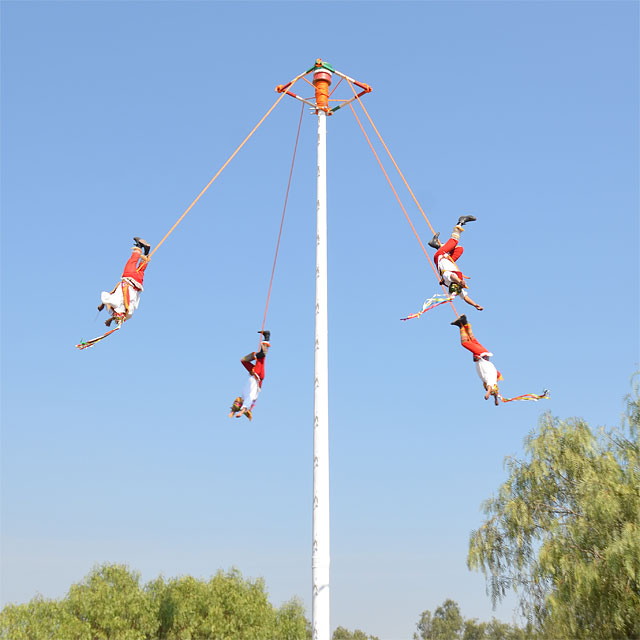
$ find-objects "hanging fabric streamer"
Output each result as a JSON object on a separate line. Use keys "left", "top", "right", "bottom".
{"left": 499, "top": 389, "right": 550, "bottom": 403}
{"left": 76, "top": 324, "right": 123, "bottom": 350}
{"left": 400, "top": 294, "right": 455, "bottom": 321}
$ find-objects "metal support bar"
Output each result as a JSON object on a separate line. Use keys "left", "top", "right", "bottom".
{"left": 330, "top": 89, "right": 370, "bottom": 113}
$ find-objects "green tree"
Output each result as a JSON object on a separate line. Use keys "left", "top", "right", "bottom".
{"left": 462, "top": 618, "right": 488, "bottom": 640}
{"left": 468, "top": 387, "right": 640, "bottom": 639}
{"left": 483, "top": 618, "right": 532, "bottom": 640}
{"left": 276, "top": 597, "right": 311, "bottom": 640}
{"left": 0, "top": 597, "right": 91, "bottom": 640}
{"left": 65, "top": 563, "right": 159, "bottom": 639}
{"left": 1, "top": 563, "right": 309, "bottom": 639}
{"left": 414, "top": 600, "right": 531, "bottom": 640}
{"left": 414, "top": 599, "right": 464, "bottom": 639}
{"left": 332, "top": 626, "right": 380, "bottom": 640}
{"left": 153, "top": 568, "right": 303, "bottom": 639}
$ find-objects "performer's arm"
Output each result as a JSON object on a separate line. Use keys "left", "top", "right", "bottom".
{"left": 463, "top": 293, "right": 483, "bottom": 311}
{"left": 484, "top": 383, "right": 500, "bottom": 405}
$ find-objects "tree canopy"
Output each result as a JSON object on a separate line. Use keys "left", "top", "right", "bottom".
{"left": 0, "top": 564, "right": 309, "bottom": 640}
{"left": 413, "top": 599, "right": 532, "bottom": 640}
{"left": 468, "top": 384, "right": 640, "bottom": 639}
{"left": 332, "top": 626, "right": 380, "bottom": 640}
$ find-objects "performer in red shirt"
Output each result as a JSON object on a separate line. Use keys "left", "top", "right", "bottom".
{"left": 428, "top": 215, "right": 483, "bottom": 311}
{"left": 451, "top": 314, "right": 502, "bottom": 405}
{"left": 229, "top": 330, "right": 271, "bottom": 421}
{"left": 98, "top": 237, "right": 151, "bottom": 327}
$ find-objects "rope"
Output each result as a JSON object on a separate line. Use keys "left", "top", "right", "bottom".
{"left": 348, "top": 102, "right": 458, "bottom": 316}
{"left": 148, "top": 90, "right": 290, "bottom": 259}
{"left": 347, "top": 80, "right": 437, "bottom": 237}
{"left": 259, "top": 103, "right": 305, "bottom": 345}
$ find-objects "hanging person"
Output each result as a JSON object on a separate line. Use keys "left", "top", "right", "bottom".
{"left": 451, "top": 314, "right": 502, "bottom": 405}
{"left": 428, "top": 215, "right": 484, "bottom": 311}
{"left": 97, "top": 237, "right": 151, "bottom": 327}
{"left": 229, "top": 330, "right": 271, "bottom": 421}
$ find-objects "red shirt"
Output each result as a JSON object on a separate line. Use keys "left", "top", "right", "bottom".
{"left": 241, "top": 353, "right": 266, "bottom": 388}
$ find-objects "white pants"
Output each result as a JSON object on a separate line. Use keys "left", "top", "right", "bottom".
{"left": 475, "top": 357, "right": 498, "bottom": 387}
{"left": 242, "top": 376, "right": 261, "bottom": 411}
{"left": 100, "top": 282, "right": 141, "bottom": 320}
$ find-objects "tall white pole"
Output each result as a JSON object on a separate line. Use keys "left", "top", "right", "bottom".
{"left": 312, "top": 88, "right": 330, "bottom": 638}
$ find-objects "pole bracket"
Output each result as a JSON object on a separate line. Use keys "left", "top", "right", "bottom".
{"left": 275, "top": 58, "right": 372, "bottom": 115}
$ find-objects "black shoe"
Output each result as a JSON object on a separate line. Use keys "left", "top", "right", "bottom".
{"left": 427, "top": 232, "right": 441, "bottom": 249}
{"left": 133, "top": 237, "right": 151, "bottom": 255}
{"left": 97, "top": 303, "right": 105, "bottom": 312}
{"left": 105, "top": 316, "right": 115, "bottom": 327}
{"left": 450, "top": 314, "right": 468, "bottom": 327}
{"left": 258, "top": 329, "right": 271, "bottom": 342}
{"left": 457, "top": 215, "right": 476, "bottom": 226}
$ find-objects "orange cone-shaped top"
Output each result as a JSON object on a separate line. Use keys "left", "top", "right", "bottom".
{"left": 313, "top": 60, "right": 332, "bottom": 111}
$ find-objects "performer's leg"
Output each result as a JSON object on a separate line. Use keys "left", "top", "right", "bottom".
{"left": 135, "top": 254, "right": 150, "bottom": 278}
{"left": 239, "top": 377, "right": 260, "bottom": 413}
{"left": 462, "top": 336, "right": 489, "bottom": 358}
{"left": 451, "top": 315, "right": 490, "bottom": 356}
{"left": 434, "top": 236, "right": 458, "bottom": 263}
{"left": 435, "top": 224, "right": 465, "bottom": 260}
{"left": 463, "top": 320, "right": 476, "bottom": 342}
{"left": 462, "top": 324, "right": 491, "bottom": 356}
{"left": 241, "top": 353, "right": 255, "bottom": 374}
{"left": 428, "top": 232, "right": 441, "bottom": 249}
{"left": 246, "top": 377, "right": 260, "bottom": 409}
{"left": 122, "top": 248, "right": 143, "bottom": 280}
{"left": 122, "top": 252, "right": 150, "bottom": 287}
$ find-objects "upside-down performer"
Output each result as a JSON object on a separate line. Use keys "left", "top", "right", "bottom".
{"left": 428, "top": 215, "right": 484, "bottom": 312}
{"left": 451, "top": 314, "right": 502, "bottom": 405}
{"left": 229, "top": 331, "right": 271, "bottom": 421}
{"left": 451, "top": 315, "right": 549, "bottom": 405}
{"left": 98, "top": 237, "right": 151, "bottom": 328}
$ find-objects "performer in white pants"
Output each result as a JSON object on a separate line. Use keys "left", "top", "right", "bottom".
{"left": 428, "top": 215, "right": 484, "bottom": 311}
{"left": 98, "top": 237, "right": 151, "bottom": 327}
{"left": 451, "top": 314, "right": 502, "bottom": 405}
{"left": 229, "top": 331, "right": 271, "bottom": 421}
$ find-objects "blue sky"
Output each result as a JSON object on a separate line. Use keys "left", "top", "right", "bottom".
{"left": 1, "top": 1, "right": 638, "bottom": 639}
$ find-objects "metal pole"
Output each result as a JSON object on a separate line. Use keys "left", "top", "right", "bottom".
{"left": 312, "top": 64, "right": 331, "bottom": 640}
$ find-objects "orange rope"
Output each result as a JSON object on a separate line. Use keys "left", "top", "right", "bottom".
{"left": 148, "top": 90, "right": 290, "bottom": 259}
{"left": 348, "top": 102, "right": 458, "bottom": 316}
{"left": 259, "top": 103, "right": 305, "bottom": 345}
{"left": 347, "top": 80, "right": 437, "bottom": 236}
{"left": 328, "top": 76, "right": 343, "bottom": 97}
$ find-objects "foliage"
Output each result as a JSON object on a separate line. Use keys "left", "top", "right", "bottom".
{"left": 276, "top": 597, "right": 311, "bottom": 640}
{"left": 66, "top": 563, "right": 158, "bottom": 639}
{"left": 414, "top": 599, "right": 464, "bottom": 640}
{"left": 0, "top": 563, "right": 309, "bottom": 640}
{"left": 332, "top": 625, "right": 380, "bottom": 640}
{"left": 413, "top": 599, "right": 532, "bottom": 640}
{"left": 0, "top": 597, "right": 91, "bottom": 640}
{"left": 468, "top": 384, "right": 640, "bottom": 639}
